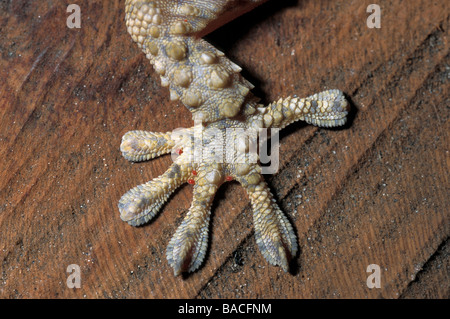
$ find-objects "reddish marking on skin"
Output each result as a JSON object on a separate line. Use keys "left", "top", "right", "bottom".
{"left": 177, "top": 149, "right": 183, "bottom": 155}
{"left": 225, "top": 176, "right": 233, "bottom": 181}
{"left": 188, "top": 179, "right": 195, "bottom": 185}
{"left": 192, "top": 170, "right": 197, "bottom": 176}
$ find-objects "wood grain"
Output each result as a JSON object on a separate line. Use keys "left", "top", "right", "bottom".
{"left": 0, "top": 0, "right": 448, "bottom": 298}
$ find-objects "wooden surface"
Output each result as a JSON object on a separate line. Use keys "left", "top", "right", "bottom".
{"left": 0, "top": 0, "right": 448, "bottom": 299}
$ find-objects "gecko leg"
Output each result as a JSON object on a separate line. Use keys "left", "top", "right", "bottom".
{"left": 256, "top": 89, "right": 349, "bottom": 129}
{"left": 235, "top": 166, "right": 298, "bottom": 272}
{"left": 119, "top": 128, "right": 195, "bottom": 226}
{"left": 119, "top": 161, "right": 192, "bottom": 226}
{"left": 120, "top": 130, "right": 175, "bottom": 162}
{"left": 166, "top": 164, "right": 222, "bottom": 276}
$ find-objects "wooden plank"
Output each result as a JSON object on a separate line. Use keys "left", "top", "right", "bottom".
{"left": 0, "top": 0, "right": 448, "bottom": 298}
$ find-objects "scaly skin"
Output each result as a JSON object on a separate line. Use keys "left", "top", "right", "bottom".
{"left": 119, "top": 0, "right": 349, "bottom": 276}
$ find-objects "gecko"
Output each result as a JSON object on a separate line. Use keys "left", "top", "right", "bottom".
{"left": 119, "top": 0, "right": 349, "bottom": 276}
